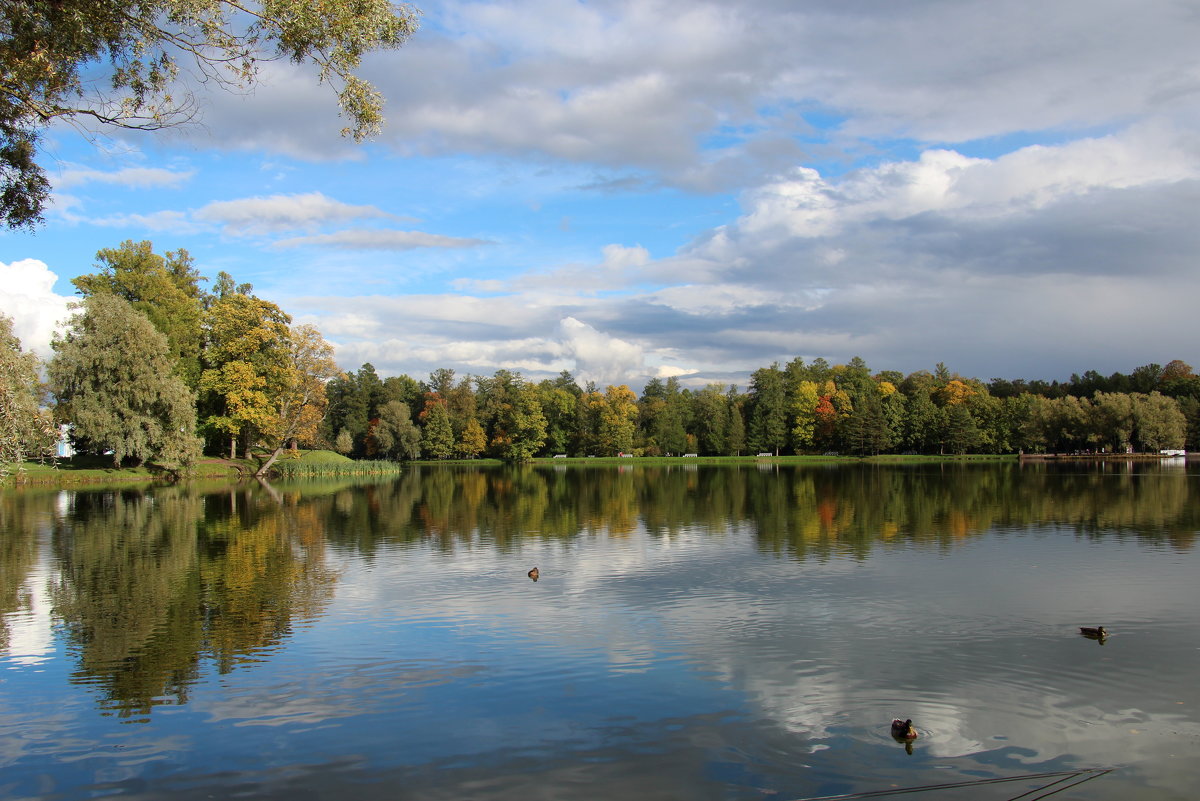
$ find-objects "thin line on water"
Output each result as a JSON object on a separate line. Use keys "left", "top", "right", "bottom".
{"left": 789, "top": 768, "right": 1113, "bottom": 801}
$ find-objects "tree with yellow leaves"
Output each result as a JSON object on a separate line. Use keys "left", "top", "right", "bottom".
{"left": 254, "top": 324, "right": 342, "bottom": 476}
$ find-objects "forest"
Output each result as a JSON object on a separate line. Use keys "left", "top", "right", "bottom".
{"left": 2, "top": 241, "right": 1196, "bottom": 473}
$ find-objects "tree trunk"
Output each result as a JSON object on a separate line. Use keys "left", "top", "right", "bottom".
{"left": 229, "top": 435, "right": 236, "bottom": 460}
{"left": 255, "top": 446, "right": 284, "bottom": 477}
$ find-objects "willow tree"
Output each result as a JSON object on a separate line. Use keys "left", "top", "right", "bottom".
{"left": 48, "top": 295, "right": 200, "bottom": 470}
{"left": 0, "top": 314, "right": 58, "bottom": 476}
{"left": 2, "top": 0, "right": 419, "bottom": 228}
{"left": 72, "top": 241, "right": 205, "bottom": 387}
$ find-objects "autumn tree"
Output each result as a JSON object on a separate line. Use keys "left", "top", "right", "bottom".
{"left": 599, "top": 384, "right": 639, "bottom": 455}
{"left": 199, "top": 290, "right": 291, "bottom": 459}
{"left": 48, "top": 295, "right": 199, "bottom": 470}
{"left": 1, "top": 0, "right": 419, "bottom": 228}
{"left": 1, "top": 314, "right": 57, "bottom": 475}
{"left": 456, "top": 418, "right": 487, "bottom": 459}
{"left": 791, "top": 380, "right": 821, "bottom": 452}
{"left": 255, "top": 324, "right": 342, "bottom": 476}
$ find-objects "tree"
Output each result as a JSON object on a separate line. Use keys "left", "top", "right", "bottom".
{"left": 599, "top": 384, "right": 639, "bottom": 455}
{"left": 456, "top": 417, "right": 487, "bottom": 459}
{"left": 491, "top": 384, "right": 547, "bottom": 462}
{"left": 691, "top": 384, "right": 729, "bottom": 455}
{"left": 377, "top": 400, "right": 421, "bottom": 460}
{"left": 199, "top": 292, "right": 291, "bottom": 459}
{"left": 1, "top": 0, "right": 419, "bottom": 229}
{"left": 255, "top": 324, "right": 342, "bottom": 476}
{"left": 48, "top": 295, "right": 199, "bottom": 470}
{"left": 419, "top": 397, "right": 455, "bottom": 459}
{"left": 791, "top": 380, "right": 821, "bottom": 451}
{"left": 1, "top": 313, "right": 58, "bottom": 475}
{"left": 748, "top": 364, "right": 788, "bottom": 455}
{"left": 1132, "top": 392, "right": 1186, "bottom": 451}
{"left": 71, "top": 241, "right": 205, "bottom": 387}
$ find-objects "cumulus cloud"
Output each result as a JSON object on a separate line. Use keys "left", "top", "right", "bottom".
{"left": 285, "top": 121, "right": 1200, "bottom": 385}
{"left": 558, "top": 316, "right": 646, "bottom": 387}
{"left": 0, "top": 260, "right": 73, "bottom": 359}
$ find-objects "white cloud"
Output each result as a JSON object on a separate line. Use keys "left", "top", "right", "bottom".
{"left": 147, "top": 0, "right": 1200, "bottom": 195}
{"left": 195, "top": 192, "right": 399, "bottom": 236}
{"left": 55, "top": 165, "right": 195, "bottom": 190}
{"left": 558, "top": 316, "right": 646, "bottom": 387}
{"left": 0, "top": 259, "right": 73, "bottom": 359}
{"left": 272, "top": 229, "right": 488, "bottom": 251}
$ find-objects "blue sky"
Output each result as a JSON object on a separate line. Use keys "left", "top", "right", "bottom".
{"left": 3, "top": 0, "right": 1199, "bottom": 390}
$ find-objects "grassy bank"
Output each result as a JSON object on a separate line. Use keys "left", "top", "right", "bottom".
{"left": 3, "top": 450, "right": 1019, "bottom": 487}
{"left": 1, "top": 450, "right": 403, "bottom": 487}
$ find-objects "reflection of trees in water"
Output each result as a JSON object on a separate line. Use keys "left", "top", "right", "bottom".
{"left": 0, "top": 491, "right": 47, "bottom": 653}
{"left": 313, "top": 464, "right": 1198, "bottom": 559}
{"left": 48, "top": 484, "right": 337, "bottom": 720}
{"left": 10, "top": 463, "right": 1195, "bottom": 716}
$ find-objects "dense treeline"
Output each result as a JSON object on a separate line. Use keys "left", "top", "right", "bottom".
{"left": 322, "top": 356, "right": 1194, "bottom": 460}
{"left": 0, "top": 241, "right": 1195, "bottom": 472}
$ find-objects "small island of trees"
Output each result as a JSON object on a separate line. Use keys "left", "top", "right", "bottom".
{"left": 2, "top": 241, "right": 1196, "bottom": 478}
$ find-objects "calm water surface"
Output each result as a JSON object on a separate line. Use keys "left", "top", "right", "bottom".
{"left": 2, "top": 462, "right": 1198, "bottom": 800}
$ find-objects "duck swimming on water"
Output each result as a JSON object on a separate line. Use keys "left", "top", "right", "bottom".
{"left": 528, "top": 567, "right": 540, "bottom": 581}
{"left": 891, "top": 719, "right": 918, "bottom": 740}
{"left": 1079, "top": 626, "right": 1107, "bottom": 639}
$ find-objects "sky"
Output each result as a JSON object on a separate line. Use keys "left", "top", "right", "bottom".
{"left": 2, "top": 0, "right": 1199, "bottom": 391}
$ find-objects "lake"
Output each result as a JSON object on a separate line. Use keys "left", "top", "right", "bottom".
{"left": 2, "top": 461, "right": 1198, "bottom": 800}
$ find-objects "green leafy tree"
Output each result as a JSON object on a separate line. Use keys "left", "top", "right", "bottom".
{"left": 692, "top": 384, "right": 729, "bottom": 455}
{"left": 726, "top": 386, "right": 746, "bottom": 456}
{"left": 1132, "top": 392, "right": 1187, "bottom": 451}
{"left": 48, "top": 295, "right": 199, "bottom": 470}
{"left": 419, "top": 398, "right": 455, "bottom": 459}
{"left": 748, "top": 364, "right": 788, "bottom": 455}
{"left": 376, "top": 400, "right": 421, "bottom": 460}
{"left": 1, "top": 314, "right": 57, "bottom": 475}
{"left": 71, "top": 241, "right": 204, "bottom": 387}
{"left": 538, "top": 378, "right": 579, "bottom": 454}
{"left": 491, "top": 384, "right": 547, "bottom": 462}
{"left": 1, "top": 0, "right": 419, "bottom": 228}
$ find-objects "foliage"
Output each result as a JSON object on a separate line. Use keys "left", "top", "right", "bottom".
{"left": 418, "top": 398, "right": 454, "bottom": 459}
{"left": 1, "top": 0, "right": 419, "bottom": 228}
{"left": 48, "top": 295, "right": 200, "bottom": 470}
{"left": 199, "top": 290, "right": 291, "bottom": 458}
{"left": 72, "top": 241, "right": 205, "bottom": 387}
{"left": 254, "top": 324, "right": 342, "bottom": 476}
{"left": 0, "top": 314, "right": 58, "bottom": 476}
